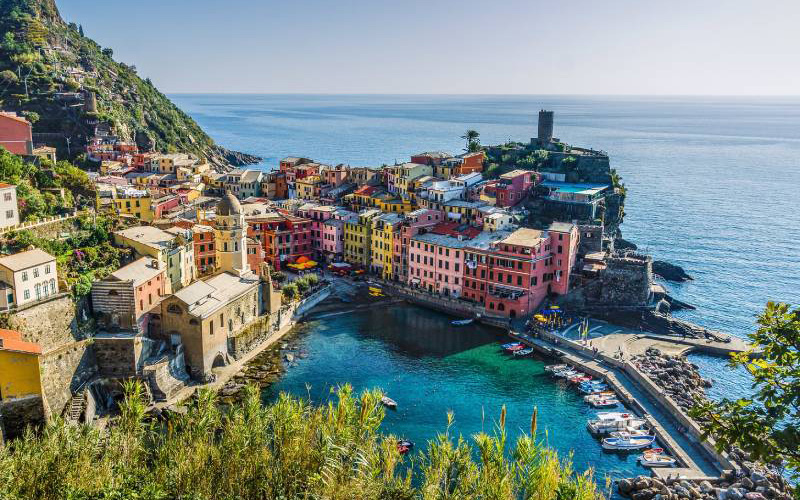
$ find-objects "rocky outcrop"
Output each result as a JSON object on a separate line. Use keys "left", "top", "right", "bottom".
{"left": 212, "top": 146, "right": 262, "bottom": 168}
{"left": 632, "top": 348, "right": 712, "bottom": 413}
{"left": 653, "top": 260, "right": 693, "bottom": 282}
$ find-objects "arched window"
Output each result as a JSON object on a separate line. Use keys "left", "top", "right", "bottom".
{"left": 497, "top": 303, "right": 505, "bottom": 311}
{"left": 189, "top": 318, "right": 199, "bottom": 326}
{"left": 167, "top": 304, "right": 182, "bottom": 314}
{"left": 108, "top": 290, "right": 118, "bottom": 296}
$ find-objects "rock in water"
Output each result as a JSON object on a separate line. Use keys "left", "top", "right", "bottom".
{"left": 653, "top": 260, "right": 693, "bottom": 282}
{"left": 615, "top": 237, "right": 638, "bottom": 250}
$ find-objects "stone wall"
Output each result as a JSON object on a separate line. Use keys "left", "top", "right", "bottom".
{"left": 6, "top": 295, "right": 82, "bottom": 350}
{"left": 558, "top": 251, "right": 652, "bottom": 311}
{"left": 0, "top": 395, "right": 45, "bottom": 440}
{"left": 38, "top": 339, "right": 97, "bottom": 416}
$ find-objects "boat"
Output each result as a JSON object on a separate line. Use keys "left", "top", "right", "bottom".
{"left": 569, "top": 375, "right": 592, "bottom": 383}
{"left": 513, "top": 348, "right": 533, "bottom": 356}
{"left": 638, "top": 453, "right": 677, "bottom": 467}
{"left": 596, "top": 412, "right": 633, "bottom": 420}
{"left": 553, "top": 368, "right": 579, "bottom": 378}
{"left": 587, "top": 413, "right": 648, "bottom": 434}
{"left": 611, "top": 428, "right": 651, "bottom": 438}
{"left": 589, "top": 398, "right": 620, "bottom": 408}
{"left": 584, "top": 392, "right": 616, "bottom": 402}
{"left": 601, "top": 432, "right": 656, "bottom": 450}
{"left": 381, "top": 396, "right": 398, "bottom": 409}
{"left": 579, "top": 384, "right": 610, "bottom": 394}
{"left": 397, "top": 440, "right": 414, "bottom": 455}
{"left": 502, "top": 342, "right": 523, "bottom": 349}
{"left": 451, "top": 318, "right": 474, "bottom": 326}
{"left": 544, "top": 364, "right": 568, "bottom": 373}
{"left": 505, "top": 344, "right": 526, "bottom": 352}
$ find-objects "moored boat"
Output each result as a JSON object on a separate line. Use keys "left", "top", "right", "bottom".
{"left": 451, "top": 318, "right": 474, "bottom": 326}
{"left": 381, "top": 396, "right": 398, "bottom": 409}
{"left": 589, "top": 398, "right": 620, "bottom": 408}
{"left": 611, "top": 428, "right": 651, "bottom": 438}
{"left": 397, "top": 440, "right": 414, "bottom": 455}
{"left": 544, "top": 364, "right": 568, "bottom": 373}
{"left": 601, "top": 432, "right": 656, "bottom": 450}
{"left": 579, "top": 383, "right": 610, "bottom": 394}
{"left": 584, "top": 391, "right": 616, "bottom": 402}
{"left": 513, "top": 348, "right": 533, "bottom": 356}
{"left": 502, "top": 342, "right": 524, "bottom": 350}
{"left": 638, "top": 453, "right": 676, "bottom": 467}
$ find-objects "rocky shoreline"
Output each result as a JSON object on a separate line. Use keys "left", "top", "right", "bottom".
{"left": 619, "top": 348, "right": 795, "bottom": 500}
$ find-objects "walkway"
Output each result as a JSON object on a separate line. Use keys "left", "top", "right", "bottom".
{"left": 518, "top": 331, "right": 720, "bottom": 478}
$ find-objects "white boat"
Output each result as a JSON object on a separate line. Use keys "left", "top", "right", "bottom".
{"left": 596, "top": 412, "right": 632, "bottom": 420}
{"left": 638, "top": 453, "right": 677, "bottom": 467}
{"left": 381, "top": 396, "right": 397, "bottom": 409}
{"left": 587, "top": 415, "right": 648, "bottom": 434}
{"left": 584, "top": 392, "right": 616, "bottom": 402}
{"left": 513, "top": 348, "right": 534, "bottom": 356}
{"left": 601, "top": 432, "right": 656, "bottom": 450}
{"left": 451, "top": 318, "right": 474, "bottom": 326}
{"left": 589, "top": 398, "right": 620, "bottom": 408}
{"left": 544, "top": 364, "right": 568, "bottom": 373}
{"left": 553, "top": 368, "right": 579, "bottom": 378}
{"left": 611, "top": 428, "right": 650, "bottom": 438}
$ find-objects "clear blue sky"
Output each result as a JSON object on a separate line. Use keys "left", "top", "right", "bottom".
{"left": 58, "top": 0, "right": 800, "bottom": 95}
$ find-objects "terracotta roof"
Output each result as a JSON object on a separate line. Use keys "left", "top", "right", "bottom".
{"left": 0, "top": 329, "right": 41, "bottom": 355}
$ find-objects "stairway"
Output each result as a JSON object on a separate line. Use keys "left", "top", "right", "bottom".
{"left": 66, "top": 391, "right": 85, "bottom": 424}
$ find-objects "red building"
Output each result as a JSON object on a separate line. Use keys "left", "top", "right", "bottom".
{"left": 457, "top": 152, "right": 484, "bottom": 175}
{"left": 247, "top": 213, "right": 312, "bottom": 270}
{"left": 483, "top": 169, "right": 538, "bottom": 208}
{"left": 192, "top": 224, "right": 216, "bottom": 276}
{"left": 0, "top": 112, "right": 33, "bottom": 155}
{"left": 461, "top": 223, "right": 578, "bottom": 318}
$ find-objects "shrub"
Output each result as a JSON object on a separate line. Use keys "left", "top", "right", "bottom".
{"left": 0, "top": 382, "right": 602, "bottom": 500}
{"left": 281, "top": 283, "right": 298, "bottom": 301}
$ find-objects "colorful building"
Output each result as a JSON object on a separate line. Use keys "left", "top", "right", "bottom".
{"left": 0, "top": 248, "right": 58, "bottom": 311}
{"left": 0, "top": 183, "right": 19, "bottom": 229}
{"left": 91, "top": 257, "right": 166, "bottom": 334}
{"left": 114, "top": 226, "right": 195, "bottom": 293}
{"left": 192, "top": 224, "right": 216, "bottom": 276}
{"left": 0, "top": 112, "right": 33, "bottom": 155}
{"left": 343, "top": 209, "right": 380, "bottom": 267}
{"left": 0, "top": 328, "right": 44, "bottom": 438}
{"left": 370, "top": 213, "right": 403, "bottom": 279}
{"left": 113, "top": 187, "right": 180, "bottom": 222}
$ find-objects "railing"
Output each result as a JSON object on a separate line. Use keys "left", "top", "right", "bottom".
{"left": 0, "top": 211, "right": 82, "bottom": 235}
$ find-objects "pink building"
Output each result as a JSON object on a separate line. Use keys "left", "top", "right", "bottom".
{"left": 407, "top": 221, "right": 490, "bottom": 297}
{"left": 0, "top": 112, "right": 33, "bottom": 155}
{"left": 483, "top": 169, "right": 539, "bottom": 208}
{"left": 321, "top": 209, "right": 356, "bottom": 262}
{"left": 461, "top": 222, "right": 579, "bottom": 318}
{"left": 298, "top": 204, "right": 337, "bottom": 260}
{"left": 393, "top": 209, "right": 444, "bottom": 282}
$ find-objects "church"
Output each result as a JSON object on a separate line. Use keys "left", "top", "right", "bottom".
{"left": 158, "top": 194, "right": 282, "bottom": 380}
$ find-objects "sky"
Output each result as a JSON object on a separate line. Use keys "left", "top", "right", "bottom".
{"left": 57, "top": 0, "right": 800, "bottom": 95}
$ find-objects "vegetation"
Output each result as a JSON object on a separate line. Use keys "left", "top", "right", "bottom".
{"left": 461, "top": 130, "right": 481, "bottom": 153}
{"left": 0, "top": 0, "right": 230, "bottom": 162}
{"left": 691, "top": 302, "right": 800, "bottom": 479}
{"left": 0, "top": 146, "right": 92, "bottom": 221}
{"left": 2, "top": 214, "right": 132, "bottom": 297}
{"left": 282, "top": 273, "right": 320, "bottom": 302}
{"left": 0, "top": 381, "right": 602, "bottom": 500}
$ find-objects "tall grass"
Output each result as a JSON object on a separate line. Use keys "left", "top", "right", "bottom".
{"left": 0, "top": 382, "right": 602, "bottom": 500}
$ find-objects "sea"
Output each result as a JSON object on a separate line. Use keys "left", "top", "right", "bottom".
{"left": 170, "top": 94, "right": 800, "bottom": 478}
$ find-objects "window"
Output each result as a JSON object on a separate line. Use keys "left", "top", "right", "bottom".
{"left": 209, "top": 320, "right": 214, "bottom": 334}
{"left": 33, "top": 268, "right": 39, "bottom": 278}
{"left": 21, "top": 271, "right": 28, "bottom": 282}
{"left": 167, "top": 304, "right": 182, "bottom": 314}
{"left": 45, "top": 264, "right": 51, "bottom": 274}
{"left": 3, "top": 193, "right": 11, "bottom": 201}
{"left": 5, "top": 210, "right": 12, "bottom": 219}
{"left": 108, "top": 290, "right": 118, "bottom": 296}
{"left": 24, "top": 290, "right": 30, "bottom": 300}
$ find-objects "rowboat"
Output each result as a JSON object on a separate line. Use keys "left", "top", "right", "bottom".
{"left": 610, "top": 428, "right": 650, "bottom": 438}
{"left": 451, "top": 318, "right": 474, "bottom": 326}
{"left": 579, "top": 384, "right": 610, "bottom": 394}
{"left": 381, "top": 396, "right": 398, "bottom": 409}
{"left": 544, "top": 364, "right": 568, "bottom": 373}
{"left": 505, "top": 344, "right": 526, "bottom": 352}
{"left": 601, "top": 432, "right": 656, "bottom": 450}
{"left": 502, "top": 342, "right": 524, "bottom": 349}
{"left": 397, "top": 440, "right": 415, "bottom": 455}
{"left": 513, "top": 348, "right": 534, "bottom": 356}
{"left": 569, "top": 375, "right": 592, "bottom": 383}
{"left": 638, "top": 453, "right": 676, "bottom": 467}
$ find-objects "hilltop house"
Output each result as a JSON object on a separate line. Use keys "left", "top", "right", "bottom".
{"left": 0, "top": 249, "right": 59, "bottom": 311}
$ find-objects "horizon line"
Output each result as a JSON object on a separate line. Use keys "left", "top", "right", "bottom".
{"left": 163, "top": 92, "right": 800, "bottom": 98}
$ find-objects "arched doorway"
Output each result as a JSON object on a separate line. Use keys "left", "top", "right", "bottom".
{"left": 509, "top": 310, "right": 517, "bottom": 319}
{"left": 212, "top": 353, "right": 227, "bottom": 368}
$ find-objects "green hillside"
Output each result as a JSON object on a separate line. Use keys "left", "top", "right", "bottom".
{"left": 0, "top": 0, "right": 259, "bottom": 168}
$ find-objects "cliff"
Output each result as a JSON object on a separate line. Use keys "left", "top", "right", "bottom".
{"left": 0, "top": 0, "right": 260, "bottom": 169}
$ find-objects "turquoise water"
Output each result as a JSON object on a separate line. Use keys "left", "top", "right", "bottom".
{"left": 264, "top": 304, "right": 654, "bottom": 481}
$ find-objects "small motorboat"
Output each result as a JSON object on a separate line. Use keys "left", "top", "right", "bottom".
{"left": 569, "top": 375, "right": 592, "bottom": 383}
{"left": 553, "top": 368, "right": 578, "bottom": 378}
{"left": 601, "top": 432, "right": 656, "bottom": 450}
{"left": 638, "top": 453, "right": 676, "bottom": 467}
{"left": 544, "top": 364, "right": 568, "bottom": 373}
{"left": 579, "top": 384, "right": 610, "bottom": 394}
{"left": 451, "top": 318, "right": 474, "bottom": 326}
{"left": 397, "top": 440, "right": 414, "bottom": 455}
{"left": 505, "top": 344, "right": 526, "bottom": 352}
{"left": 611, "top": 428, "right": 650, "bottom": 438}
{"left": 381, "top": 396, "right": 398, "bottom": 409}
{"left": 502, "top": 342, "right": 524, "bottom": 349}
{"left": 513, "top": 348, "right": 533, "bottom": 356}
{"left": 596, "top": 411, "right": 633, "bottom": 420}
{"left": 589, "top": 398, "right": 620, "bottom": 408}
{"left": 584, "top": 391, "right": 616, "bottom": 402}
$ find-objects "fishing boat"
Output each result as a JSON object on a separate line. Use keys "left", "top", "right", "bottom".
{"left": 381, "top": 396, "right": 398, "bottom": 409}
{"left": 638, "top": 452, "right": 676, "bottom": 467}
{"left": 513, "top": 348, "right": 533, "bottom": 356}
{"left": 601, "top": 432, "right": 656, "bottom": 450}
{"left": 451, "top": 318, "right": 474, "bottom": 326}
{"left": 544, "top": 364, "right": 568, "bottom": 373}
{"left": 589, "top": 398, "right": 620, "bottom": 408}
{"left": 397, "top": 440, "right": 415, "bottom": 455}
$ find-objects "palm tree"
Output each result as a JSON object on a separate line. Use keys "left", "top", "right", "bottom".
{"left": 461, "top": 130, "right": 480, "bottom": 152}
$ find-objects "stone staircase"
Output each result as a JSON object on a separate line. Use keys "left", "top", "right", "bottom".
{"left": 65, "top": 390, "right": 85, "bottom": 424}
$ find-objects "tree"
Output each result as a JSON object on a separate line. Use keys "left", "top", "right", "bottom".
{"left": 461, "top": 129, "right": 480, "bottom": 152}
{"left": 78, "top": 24, "right": 84, "bottom": 36}
{"left": 690, "top": 302, "right": 800, "bottom": 477}
{"left": 102, "top": 47, "right": 113, "bottom": 58}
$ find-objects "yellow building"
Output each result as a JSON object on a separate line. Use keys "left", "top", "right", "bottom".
{"left": 343, "top": 208, "right": 380, "bottom": 267}
{"left": 370, "top": 213, "right": 402, "bottom": 279}
{"left": 113, "top": 187, "right": 154, "bottom": 221}
{"left": 296, "top": 175, "right": 321, "bottom": 200}
{"left": 378, "top": 195, "right": 414, "bottom": 214}
{"left": 0, "top": 329, "right": 42, "bottom": 401}
{"left": 394, "top": 163, "right": 433, "bottom": 196}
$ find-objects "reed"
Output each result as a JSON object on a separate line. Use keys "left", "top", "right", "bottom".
{"left": 0, "top": 381, "right": 602, "bottom": 500}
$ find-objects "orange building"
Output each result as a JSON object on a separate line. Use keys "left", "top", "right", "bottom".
{"left": 0, "top": 112, "right": 33, "bottom": 155}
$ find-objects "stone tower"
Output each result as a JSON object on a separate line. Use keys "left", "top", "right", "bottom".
{"left": 214, "top": 192, "right": 248, "bottom": 276}
{"left": 537, "top": 109, "right": 554, "bottom": 144}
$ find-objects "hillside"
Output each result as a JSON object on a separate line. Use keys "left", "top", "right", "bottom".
{"left": 0, "top": 0, "right": 259, "bottom": 169}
